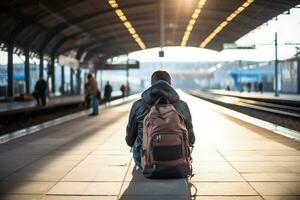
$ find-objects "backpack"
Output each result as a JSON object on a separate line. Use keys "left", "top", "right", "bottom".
{"left": 141, "top": 97, "right": 193, "bottom": 178}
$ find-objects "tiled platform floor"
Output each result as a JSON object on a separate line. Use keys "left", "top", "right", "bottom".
{"left": 0, "top": 92, "right": 299, "bottom": 200}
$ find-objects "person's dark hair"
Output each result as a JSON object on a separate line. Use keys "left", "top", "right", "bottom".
{"left": 151, "top": 70, "right": 171, "bottom": 85}
{"left": 87, "top": 73, "right": 92, "bottom": 79}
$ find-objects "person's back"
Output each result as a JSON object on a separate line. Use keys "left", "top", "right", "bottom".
{"left": 258, "top": 82, "right": 263, "bottom": 93}
{"left": 120, "top": 84, "right": 125, "bottom": 97}
{"left": 87, "top": 74, "right": 99, "bottom": 116}
{"left": 126, "top": 70, "right": 195, "bottom": 177}
{"left": 104, "top": 82, "right": 112, "bottom": 97}
{"left": 35, "top": 78, "right": 47, "bottom": 95}
{"left": 87, "top": 76, "right": 98, "bottom": 96}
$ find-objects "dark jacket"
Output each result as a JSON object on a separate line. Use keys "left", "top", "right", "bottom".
{"left": 126, "top": 81, "right": 195, "bottom": 164}
{"left": 104, "top": 84, "right": 113, "bottom": 97}
{"left": 35, "top": 79, "right": 47, "bottom": 96}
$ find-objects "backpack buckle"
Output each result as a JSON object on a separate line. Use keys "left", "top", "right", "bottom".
{"left": 154, "top": 134, "right": 161, "bottom": 142}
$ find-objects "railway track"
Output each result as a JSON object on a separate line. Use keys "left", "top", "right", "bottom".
{"left": 188, "top": 90, "right": 300, "bottom": 118}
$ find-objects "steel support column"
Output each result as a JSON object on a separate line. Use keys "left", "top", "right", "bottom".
{"left": 24, "top": 47, "right": 30, "bottom": 94}
{"left": 50, "top": 54, "right": 55, "bottom": 94}
{"left": 126, "top": 57, "right": 129, "bottom": 96}
{"left": 297, "top": 54, "right": 300, "bottom": 94}
{"left": 61, "top": 65, "right": 65, "bottom": 95}
{"left": 7, "top": 43, "right": 13, "bottom": 99}
{"left": 274, "top": 32, "right": 279, "bottom": 97}
{"left": 100, "top": 70, "right": 103, "bottom": 92}
{"left": 77, "top": 68, "right": 81, "bottom": 94}
{"left": 70, "top": 68, "right": 74, "bottom": 95}
{"left": 39, "top": 51, "right": 44, "bottom": 78}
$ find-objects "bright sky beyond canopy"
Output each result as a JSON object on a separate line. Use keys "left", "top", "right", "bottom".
{"left": 126, "top": 6, "right": 300, "bottom": 63}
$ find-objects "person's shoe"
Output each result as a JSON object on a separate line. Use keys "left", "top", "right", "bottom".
{"left": 89, "top": 113, "right": 98, "bottom": 116}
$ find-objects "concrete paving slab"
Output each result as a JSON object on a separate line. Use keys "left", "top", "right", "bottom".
{"left": 0, "top": 195, "right": 43, "bottom": 200}
{"left": 250, "top": 182, "right": 300, "bottom": 195}
{"left": 263, "top": 196, "right": 300, "bottom": 200}
{"left": 38, "top": 154, "right": 86, "bottom": 161}
{"left": 222, "top": 150, "right": 300, "bottom": 156}
{"left": 192, "top": 171, "right": 244, "bottom": 182}
{"left": 78, "top": 155, "right": 130, "bottom": 167}
{"left": 192, "top": 161, "right": 237, "bottom": 173}
{"left": 43, "top": 196, "right": 116, "bottom": 200}
{"left": 47, "top": 182, "right": 89, "bottom": 195}
{"left": 281, "top": 182, "right": 300, "bottom": 194}
{"left": 277, "top": 162, "right": 300, "bottom": 173}
{"left": 5, "top": 168, "right": 68, "bottom": 181}
{"left": 230, "top": 162, "right": 293, "bottom": 173}
{"left": 84, "top": 182, "right": 122, "bottom": 195}
{"left": 62, "top": 166, "right": 101, "bottom": 181}
{"left": 191, "top": 182, "right": 258, "bottom": 196}
{"left": 119, "top": 196, "right": 188, "bottom": 200}
{"left": 120, "top": 179, "right": 190, "bottom": 196}
{"left": 242, "top": 173, "right": 300, "bottom": 182}
{"left": 195, "top": 197, "right": 263, "bottom": 200}
{"left": 224, "top": 155, "right": 300, "bottom": 161}
{"left": 0, "top": 181, "right": 55, "bottom": 194}
{"left": 94, "top": 165, "right": 128, "bottom": 181}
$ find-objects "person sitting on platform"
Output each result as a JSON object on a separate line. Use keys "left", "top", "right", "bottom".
{"left": 125, "top": 70, "right": 195, "bottom": 173}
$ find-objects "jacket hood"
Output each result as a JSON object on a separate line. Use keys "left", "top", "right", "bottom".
{"left": 141, "top": 80, "right": 179, "bottom": 105}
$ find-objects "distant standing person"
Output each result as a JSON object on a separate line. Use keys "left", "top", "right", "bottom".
{"left": 87, "top": 73, "right": 99, "bottom": 116}
{"left": 120, "top": 84, "right": 126, "bottom": 98}
{"left": 246, "top": 82, "right": 251, "bottom": 93}
{"left": 34, "top": 76, "right": 47, "bottom": 106}
{"left": 125, "top": 85, "right": 130, "bottom": 96}
{"left": 258, "top": 82, "right": 263, "bottom": 93}
{"left": 226, "top": 85, "right": 231, "bottom": 91}
{"left": 254, "top": 82, "right": 258, "bottom": 92}
{"left": 104, "top": 81, "right": 113, "bottom": 106}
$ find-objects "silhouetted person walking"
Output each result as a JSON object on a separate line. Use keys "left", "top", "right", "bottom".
{"left": 34, "top": 76, "right": 47, "bottom": 106}
{"left": 104, "top": 81, "right": 113, "bottom": 106}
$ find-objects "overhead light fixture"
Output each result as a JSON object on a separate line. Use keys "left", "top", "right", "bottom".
{"left": 200, "top": 0, "right": 255, "bottom": 48}
{"left": 108, "top": 0, "right": 146, "bottom": 49}
{"left": 109, "top": 0, "right": 118, "bottom": 8}
{"left": 181, "top": 0, "right": 207, "bottom": 46}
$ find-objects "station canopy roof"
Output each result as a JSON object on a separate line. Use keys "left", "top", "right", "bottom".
{"left": 0, "top": 0, "right": 298, "bottom": 65}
